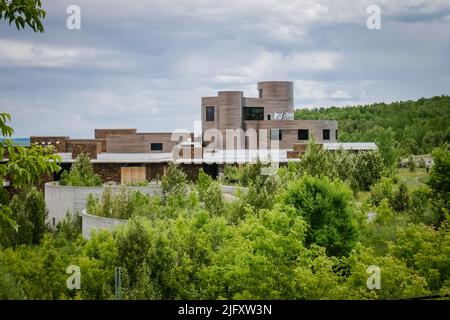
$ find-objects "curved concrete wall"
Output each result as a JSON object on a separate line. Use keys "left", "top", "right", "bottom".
{"left": 257, "top": 81, "right": 294, "bottom": 101}
{"left": 81, "top": 209, "right": 127, "bottom": 240}
{"left": 44, "top": 182, "right": 162, "bottom": 227}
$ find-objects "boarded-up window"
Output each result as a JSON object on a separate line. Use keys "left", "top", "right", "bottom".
{"left": 121, "top": 167, "right": 146, "bottom": 184}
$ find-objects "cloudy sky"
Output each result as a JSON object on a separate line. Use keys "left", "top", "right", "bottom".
{"left": 1, "top": 0, "right": 449, "bottom": 138}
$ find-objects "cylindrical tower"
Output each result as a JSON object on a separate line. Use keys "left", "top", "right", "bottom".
{"left": 256, "top": 81, "right": 294, "bottom": 119}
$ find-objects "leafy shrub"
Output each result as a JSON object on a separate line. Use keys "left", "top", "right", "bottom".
{"left": 223, "top": 165, "right": 240, "bottom": 184}
{"left": 408, "top": 155, "right": 416, "bottom": 172}
{"left": 0, "top": 187, "right": 47, "bottom": 247}
{"left": 87, "top": 187, "right": 149, "bottom": 219}
{"left": 369, "top": 177, "right": 394, "bottom": 207}
{"left": 55, "top": 212, "right": 81, "bottom": 241}
{"left": 280, "top": 174, "right": 358, "bottom": 256}
{"left": 391, "top": 182, "right": 409, "bottom": 212}
{"left": 196, "top": 168, "right": 213, "bottom": 201}
{"left": 161, "top": 162, "right": 187, "bottom": 197}
{"left": 202, "top": 181, "right": 224, "bottom": 216}
{"left": 428, "top": 147, "right": 450, "bottom": 210}
{"left": 352, "top": 151, "right": 384, "bottom": 191}
{"left": 59, "top": 153, "right": 102, "bottom": 186}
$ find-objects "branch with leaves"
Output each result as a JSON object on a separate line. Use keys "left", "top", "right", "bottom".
{"left": 1, "top": 112, "right": 61, "bottom": 231}
{"left": 0, "top": 0, "right": 46, "bottom": 32}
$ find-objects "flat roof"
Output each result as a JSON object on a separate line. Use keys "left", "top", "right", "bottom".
{"left": 58, "top": 142, "right": 377, "bottom": 164}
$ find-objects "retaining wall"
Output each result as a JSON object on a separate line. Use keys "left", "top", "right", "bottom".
{"left": 81, "top": 209, "right": 127, "bottom": 240}
{"left": 44, "top": 182, "right": 162, "bottom": 227}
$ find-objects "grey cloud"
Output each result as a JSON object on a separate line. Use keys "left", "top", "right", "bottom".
{"left": 0, "top": 0, "right": 449, "bottom": 137}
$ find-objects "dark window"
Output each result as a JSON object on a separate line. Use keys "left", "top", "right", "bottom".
{"left": 267, "top": 114, "right": 271, "bottom": 120}
{"left": 206, "top": 106, "right": 215, "bottom": 121}
{"left": 151, "top": 143, "right": 163, "bottom": 151}
{"left": 244, "top": 107, "right": 264, "bottom": 120}
{"left": 298, "top": 129, "right": 309, "bottom": 140}
{"left": 323, "top": 129, "right": 330, "bottom": 140}
{"left": 335, "top": 130, "right": 338, "bottom": 141}
{"left": 271, "top": 129, "right": 282, "bottom": 141}
{"left": 258, "top": 89, "right": 263, "bottom": 98}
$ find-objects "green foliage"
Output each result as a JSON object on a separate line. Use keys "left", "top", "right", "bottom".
{"left": 223, "top": 164, "right": 240, "bottom": 184}
{"left": 0, "top": 112, "right": 60, "bottom": 233}
{"left": 408, "top": 155, "right": 416, "bottom": 172}
{"left": 161, "top": 162, "right": 187, "bottom": 197}
{"left": 297, "top": 140, "right": 384, "bottom": 192}
{"left": 0, "top": 188, "right": 47, "bottom": 247}
{"left": 196, "top": 168, "right": 213, "bottom": 200}
{"left": 374, "top": 198, "right": 395, "bottom": 225}
{"left": 295, "top": 96, "right": 450, "bottom": 156}
{"left": 388, "top": 223, "right": 450, "bottom": 293}
{"left": 428, "top": 147, "right": 450, "bottom": 211}
{"left": 391, "top": 182, "right": 409, "bottom": 212}
{"left": 352, "top": 151, "right": 384, "bottom": 191}
{"left": 280, "top": 174, "right": 358, "bottom": 256}
{"left": 55, "top": 212, "right": 82, "bottom": 242}
{"left": 87, "top": 187, "right": 149, "bottom": 219}
{"left": 59, "top": 153, "right": 102, "bottom": 187}
{"left": 0, "top": 265, "right": 25, "bottom": 299}
{"left": 299, "top": 139, "right": 334, "bottom": 178}
{"left": 369, "top": 177, "right": 394, "bottom": 207}
{"left": 0, "top": 0, "right": 46, "bottom": 32}
{"left": 202, "top": 181, "right": 225, "bottom": 216}
{"left": 408, "top": 186, "right": 438, "bottom": 225}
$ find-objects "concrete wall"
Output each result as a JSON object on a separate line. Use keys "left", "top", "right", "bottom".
{"left": 81, "top": 209, "right": 127, "bottom": 240}
{"left": 44, "top": 182, "right": 162, "bottom": 227}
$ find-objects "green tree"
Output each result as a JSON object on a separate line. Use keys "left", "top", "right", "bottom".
{"left": 59, "top": 153, "right": 102, "bottom": 186}
{"left": 161, "top": 162, "right": 187, "bottom": 197}
{"left": 280, "top": 174, "right": 358, "bottom": 256}
{"left": 353, "top": 151, "right": 384, "bottom": 191}
{"left": 0, "top": 113, "right": 60, "bottom": 231}
{"left": 1, "top": 188, "right": 47, "bottom": 247}
{"left": 428, "top": 147, "right": 450, "bottom": 212}
{"left": 0, "top": 0, "right": 46, "bottom": 32}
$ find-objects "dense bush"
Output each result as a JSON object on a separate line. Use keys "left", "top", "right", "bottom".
{"left": 161, "top": 162, "right": 187, "bottom": 198}
{"left": 59, "top": 153, "right": 102, "bottom": 186}
{"left": 87, "top": 187, "right": 150, "bottom": 219}
{"left": 280, "top": 174, "right": 358, "bottom": 256}
{"left": 0, "top": 188, "right": 47, "bottom": 247}
{"left": 1, "top": 130, "right": 449, "bottom": 300}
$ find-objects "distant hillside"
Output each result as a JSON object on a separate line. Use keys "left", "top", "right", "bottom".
{"left": 0, "top": 138, "right": 30, "bottom": 147}
{"left": 295, "top": 96, "right": 450, "bottom": 155}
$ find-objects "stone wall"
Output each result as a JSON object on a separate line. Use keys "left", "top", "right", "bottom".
{"left": 81, "top": 209, "right": 127, "bottom": 240}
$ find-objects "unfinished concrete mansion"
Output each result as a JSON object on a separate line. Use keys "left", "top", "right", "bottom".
{"left": 31, "top": 81, "right": 376, "bottom": 182}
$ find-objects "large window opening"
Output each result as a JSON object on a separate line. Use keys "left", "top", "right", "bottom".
{"left": 243, "top": 107, "right": 264, "bottom": 120}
